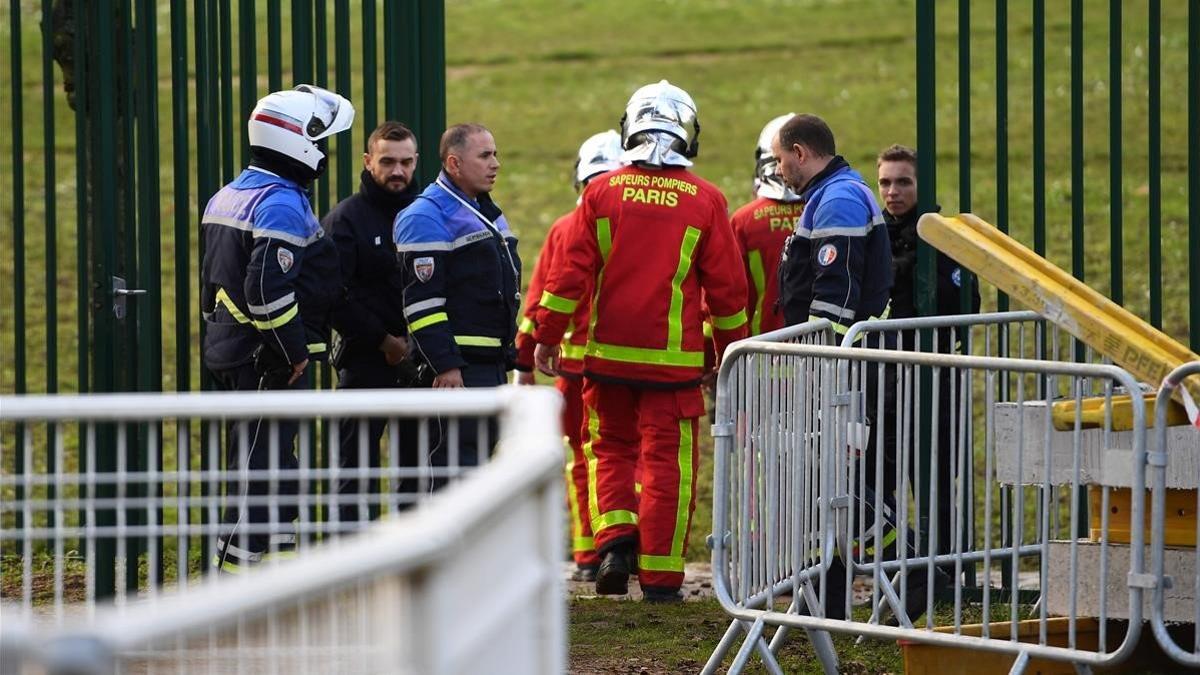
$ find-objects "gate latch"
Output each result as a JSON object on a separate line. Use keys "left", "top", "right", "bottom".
{"left": 112, "top": 276, "right": 147, "bottom": 319}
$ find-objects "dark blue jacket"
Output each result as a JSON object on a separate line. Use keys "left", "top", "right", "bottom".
{"left": 393, "top": 173, "right": 522, "bottom": 374}
{"left": 322, "top": 171, "right": 419, "bottom": 357}
{"left": 200, "top": 168, "right": 341, "bottom": 370}
{"left": 779, "top": 157, "right": 893, "bottom": 335}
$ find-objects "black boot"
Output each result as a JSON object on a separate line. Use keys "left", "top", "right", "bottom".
{"left": 595, "top": 543, "right": 636, "bottom": 596}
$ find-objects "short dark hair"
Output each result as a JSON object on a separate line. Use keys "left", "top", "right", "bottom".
{"left": 877, "top": 143, "right": 917, "bottom": 171}
{"left": 439, "top": 123, "right": 491, "bottom": 164}
{"left": 366, "top": 121, "right": 415, "bottom": 153}
{"left": 777, "top": 114, "right": 836, "bottom": 157}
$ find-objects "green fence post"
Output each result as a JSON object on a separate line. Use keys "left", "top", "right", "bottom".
{"left": 1110, "top": 0, "right": 1123, "bottom": 308}
{"left": 238, "top": 0, "right": 258, "bottom": 168}
{"left": 996, "top": 0, "right": 1009, "bottom": 315}
{"left": 1191, "top": 0, "right": 1200, "bottom": 352}
{"left": 268, "top": 0, "right": 282, "bottom": 91}
{"left": 915, "top": 0, "right": 936, "bottom": 560}
{"left": 11, "top": 0, "right": 27, "bottom": 539}
{"left": 41, "top": 0, "right": 59, "bottom": 507}
{"left": 361, "top": 0, "right": 377, "bottom": 137}
{"left": 335, "top": 0, "right": 352, "bottom": 201}
{"left": 418, "top": 2, "right": 446, "bottom": 189}
{"left": 1149, "top": 0, "right": 1162, "bottom": 329}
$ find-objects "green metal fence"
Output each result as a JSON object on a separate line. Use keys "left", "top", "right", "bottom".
{"left": 916, "top": 0, "right": 1199, "bottom": 349}
{"left": 1, "top": 0, "right": 444, "bottom": 599}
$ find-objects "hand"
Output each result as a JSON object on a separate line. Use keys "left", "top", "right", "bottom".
{"left": 533, "top": 343, "right": 560, "bottom": 377}
{"left": 288, "top": 359, "right": 309, "bottom": 385}
{"left": 432, "top": 368, "right": 464, "bottom": 388}
{"left": 516, "top": 370, "right": 536, "bottom": 385}
{"left": 379, "top": 334, "right": 409, "bottom": 366}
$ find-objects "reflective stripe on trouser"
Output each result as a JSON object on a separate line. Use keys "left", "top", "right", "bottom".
{"left": 581, "top": 379, "right": 702, "bottom": 590}
{"left": 558, "top": 376, "right": 598, "bottom": 566}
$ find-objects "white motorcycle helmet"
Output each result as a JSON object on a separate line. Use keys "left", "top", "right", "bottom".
{"left": 754, "top": 113, "right": 801, "bottom": 202}
{"left": 574, "top": 130, "right": 624, "bottom": 190}
{"left": 619, "top": 80, "right": 699, "bottom": 168}
{"left": 247, "top": 84, "right": 355, "bottom": 176}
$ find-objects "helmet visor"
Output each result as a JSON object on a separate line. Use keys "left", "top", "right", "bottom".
{"left": 295, "top": 84, "right": 355, "bottom": 140}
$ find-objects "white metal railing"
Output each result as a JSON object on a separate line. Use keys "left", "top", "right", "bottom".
{"left": 1, "top": 386, "right": 566, "bottom": 674}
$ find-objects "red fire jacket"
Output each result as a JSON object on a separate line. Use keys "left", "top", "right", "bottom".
{"left": 730, "top": 196, "right": 802, "bottom": 335}
{"left": 533, "top": 166, "right": 748, "bottom": 386}
{"left": 516, "top": 210, "right": 591, "bottom": 376}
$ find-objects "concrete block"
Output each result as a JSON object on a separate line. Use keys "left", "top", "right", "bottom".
{"left": 1044, "top": 540, "right": 1196, "bottom": 622}
{"left": 994, "top": 401, "right": 1200, "bottom": 488}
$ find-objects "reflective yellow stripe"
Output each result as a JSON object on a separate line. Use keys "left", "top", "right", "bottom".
{"left": 813, "top": 315, "right": 861, "bottom": 342}
{"left": 307, "top": 342, "right": 327, "bottom": 354}
{"left": 250, "top": 305, "right": 298, "bottom": 330}
{"left": 262, "top": 550, "right": 297, "bottom": 562}
{"left": 518, "top": 316, "right": 536, "bottom": 334}
{"left": 454, "top": 335, "right": 502, "bottom": 347}
{"left": 540, "top": 290, "right": 579, "bottom": 314}
{"left": 667, "top": 227, "right": 702, "bottom": 351}
{"left": 574, "top": 536, "right": 595, "bottom": 553}
{"left": 588, "top": 218, "right": 612, "bottom": 347}
{"left": 702, "top": 321, "right": 713, "bottom": 338}
{"left": 711, "top": 308, "right": 748, "bottom": 331}
{"left": 583, "top": 404, "right": 602, "bottom": 526}
{"left": 586, "top": 341, "right": 704, "bottom": 367}
{"left": 215, "top": 288, "right": 251, "bottom": 324}
{"left": 596, "top": 217, "right": 612, "bottom": 259}
{"left": 562, "top": 342, "right": 585, "bottom": 360}
{"left": 671, "top": 418, "right": 694, "bottom": 559}
{"left": 565, "top": 441, "right": 588, "bottom": 550}
{"left": 861, "top": 527, "right": 899, "bottom": 557}
{"left": 747, "top": 249, "right": 767, "bottom": 335}
{"left": 638, "top": 553, "right": 685, "bottom": 573}
{"left": 409, "top": 312, "right": 448, "bottom": 332}
{"left": 211, "top": 554, "right": 246, "bottom": 574}
{"left": 592, "top": 509, "right": 638, "bottom": 532}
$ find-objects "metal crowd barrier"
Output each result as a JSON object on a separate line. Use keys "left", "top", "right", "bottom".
{"left": 704, "top": 314, "right": 1166, "bottom": 674}
{"left": 1150, "top": 361, "right": 1200, "bottom": 669}
{"left": 0, "top": 386, "right": 566, "bottom": 674}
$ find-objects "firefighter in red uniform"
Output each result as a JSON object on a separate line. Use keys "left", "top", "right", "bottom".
{"left": 533, "top": 81, "right": 749, "bottom": 602}
{"left": 731, "top": 114, "right": 804, "bottom": 335}
{"left": 515, "top": 130, "right": 624, "bottom": 582}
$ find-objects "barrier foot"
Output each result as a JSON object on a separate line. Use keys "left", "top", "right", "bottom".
{"left": 801, "top": 580, "right": 840, "bottom": 675}
{"left": 728, "top": 618, "right": 784, "bottom": 675}
{"left": 701, "top": 620, "right": 744, "bottom": 675}
{"left": 1008, "top": 650, "right": 1030, "bottom": 675}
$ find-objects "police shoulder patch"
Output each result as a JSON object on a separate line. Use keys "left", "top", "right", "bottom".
{"left": 413, "top": 256, "right": 435, "bottom": 283}
{"left": 276, "top": 247, "right": 294, "bottom": 273}
{"left": 817, "top": 243, "right": 838, "bottom": 267}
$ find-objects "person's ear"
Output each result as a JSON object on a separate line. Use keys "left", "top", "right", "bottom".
{"left": 445, "top": 154, "right": 459, "bottom": 177}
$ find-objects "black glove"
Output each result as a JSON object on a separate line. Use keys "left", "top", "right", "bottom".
{"left": 253, "top": 343, "right": 293, "bottom": 390}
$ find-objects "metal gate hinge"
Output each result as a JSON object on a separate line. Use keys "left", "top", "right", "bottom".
{"left": 831, "top": 495, "right": 851, "bottom": 509}
{"left": 711, "top": 422, "right": 734, "bottom": 438}
{"left": 1146, "top": 452, "right": 1168, "bottom": 467}
{"left": 1126, "top": 572, "right": 1158, "bottom": 590}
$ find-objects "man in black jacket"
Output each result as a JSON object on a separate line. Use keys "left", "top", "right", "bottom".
{"left": 323, "top": 121, "right": 421, "bottom": 524}
{"left": 877, "top": 144, "right": 980, "bottom": 611}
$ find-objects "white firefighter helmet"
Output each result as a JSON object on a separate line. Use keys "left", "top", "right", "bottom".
{"left": 247, "top": 84, "right": 355, "bottom": 172}
{"left": 754, "top": 113, "right": 800, "bottom": 202}
{"left": 574, "top": 130, "right": 624, "bottom": 189}
{"left": 619, "top": 80, "right": 699, "bottom": 168}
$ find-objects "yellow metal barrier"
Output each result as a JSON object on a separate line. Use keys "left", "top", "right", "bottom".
{"left": 1050, "top": 394, "right": 1190, "bottom": 432}
{"left": 918, "top": 213, "right": 1200, "bottom": 428}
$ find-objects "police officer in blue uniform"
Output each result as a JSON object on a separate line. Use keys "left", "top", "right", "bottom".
{"left": 323, "top": 121, "right": 422, "bottom": 522}
{"left": 393, "top": 123, "right": 521, "bottom": 483}
{"left": 200, "top": 85, "right": 354, "bottom": 572}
